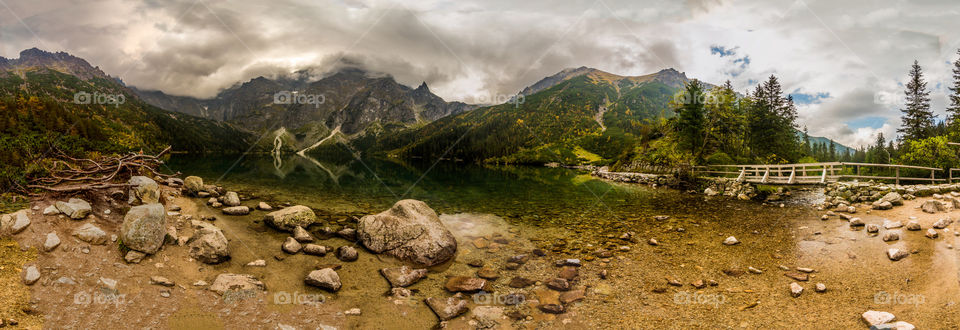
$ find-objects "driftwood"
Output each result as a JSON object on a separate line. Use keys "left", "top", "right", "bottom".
{"left": 26, "top": 146, "right": 179, "bottom": 194}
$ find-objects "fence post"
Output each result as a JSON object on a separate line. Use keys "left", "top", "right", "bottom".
{"left": 761, "top": 167, "right": 769, "bottom": 184}
{"left": 895, "top": 167, "right": 900, "bottom": 186}
{"left": 821, "top": 166, "right": 827, "bottom": 184}
{"left": 931, "top": 169, "right": 936, "bottom": 185}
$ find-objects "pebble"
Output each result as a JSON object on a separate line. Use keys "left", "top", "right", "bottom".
{"left": 748, "top": 267, "right": 763, "bottom": 274}
{"left": 723, "top": 236, "right": 739, "bottom": 245}
{"left": 815, "top": 283, "right": 826, "bottom": 293}
{"left": 789, "top": 282, "right": 803, "bottom": 297}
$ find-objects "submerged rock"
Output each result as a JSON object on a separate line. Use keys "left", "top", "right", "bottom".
{"left": 357, "top": 200, "right": 457, "bottom": 267}
{"left": 257, "top": 202, "right": 272, "bottom": 211}
{"left": 866, "top": 224, "right": 879, "bottom": 233}
{"left": 380, "top": 266, "right": 428, "bottom": 287}
{"left": 886, "top": 249, "right": 909, "bottom": 261}
{"left": 926, "top": 229, "right": 939, "bottom": 239}
{"left": 222, "top": 206, "right": 250, "bottom": 216}
{"left": 336, "top": 246, "right": 358, "bottom": 261}
{"left": 264, "top": 206, "right": 319, "bottom": 232}
{"left": 906, "top": 221, "right": 921, "bottom": 231}
{"left": 882, "top": 220, "right": 903, "bottom": 229}
{"left": 922, "top": 200, "right": 945, "bottom": 213}
{"left": 282, "top": 237, "right": 302, "bottom": 254}
{"left": 445, "top": 276, "right": 488, "bottom": 292}
{"left": 882, "top": 232, "right": 900, "bottom": 242}
{"left": 305, "top": 268, "right": 341, "bottom": 292}
{"left": 302, "top": 244, "right": 327, "bottom": 256}
{"left": 120, "top": 204, "right": 166, "bottom": 254}
{"left": 425, "top": 296, "right": 468, "bottom": 321}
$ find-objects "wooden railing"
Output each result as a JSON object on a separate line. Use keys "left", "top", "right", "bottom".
{"left": 694, "top": 162, "right": 947, "bottom": 185}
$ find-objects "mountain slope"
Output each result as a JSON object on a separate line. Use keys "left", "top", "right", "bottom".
{"left": 133, "top": 69, "right": 476, "bottom": 152}
{"left": 0, "top": 48, "right": 257, "bottom": 187}
{"left": 366, "top": 67, "right": 699, "bottom": 165}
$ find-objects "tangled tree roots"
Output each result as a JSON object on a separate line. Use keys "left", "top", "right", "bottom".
{"left": 26, "top": 146, "right": 179, "bottom": 194}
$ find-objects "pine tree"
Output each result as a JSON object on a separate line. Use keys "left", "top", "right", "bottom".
{"left": 948, "top": 49, "right": 960, "bottom": 130}
{"left": 675, "top": 79, "right": 707, "bottom": 158}
{"left": 898, "top": 60, "right": 934, "bottom": 142}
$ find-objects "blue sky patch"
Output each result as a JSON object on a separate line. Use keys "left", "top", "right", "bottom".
{"left": 790, "top": 91, "right": 831, "bottom": 104}
{"left": 846, "top": 116, "right": 887, "bottom": 129}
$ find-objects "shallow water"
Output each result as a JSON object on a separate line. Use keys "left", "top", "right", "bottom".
{"left": 158, "top": 154, "right": 960, "bottom": 329}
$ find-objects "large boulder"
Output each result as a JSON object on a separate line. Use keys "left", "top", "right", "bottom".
{"left": 208, "top": 274, "right": 265, "bottom": 295}
{"left": 184, "top": 176, "right": 204, "bottom": 196}
{"left": 921, "top": 200, "right": 945, "bottom": 213}
{"left": 189, "top": 221, "right": 231, "bottom": 264}
{"left": 264, "top": 206, "right": 319, "bottom": 232}
{"left": 120, "top": 204, "right": 166, "bottom": 254}
{"left": 128, "top": 176, "right": 160, "bottom": 205}
{"left": 55, "top": 198, "right": 92, "bottom": 220}
{"left": 358, "top": 200, "right": 457, "bottom": 267}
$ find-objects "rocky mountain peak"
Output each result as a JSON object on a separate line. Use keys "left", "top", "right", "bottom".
{"left": 2, "top": 48, "right": 109, "bottom": 80}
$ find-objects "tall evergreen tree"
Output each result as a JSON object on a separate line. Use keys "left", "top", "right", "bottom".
{"left": 674, "top": 79, "right": 707, "bottom": 158}
{"left": 948, "top": 49, "right": 960, "bottom": 131}
{"left": 898, "top": 60, "right": 934, "bottom": 142}
{"left": 746, "top": 75, "right": 802, "bottom": 162}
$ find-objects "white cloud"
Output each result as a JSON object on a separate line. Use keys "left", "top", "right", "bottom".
{"left": 1, "top": 0, "right": 959, "bottom": 147}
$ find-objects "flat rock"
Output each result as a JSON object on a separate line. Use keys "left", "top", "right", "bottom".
{"left": 862, "top": 310, "right": 896, "bottom": 326}
{"left": 508, "top": 277, "right": 536, "bottom": 288}
{"left": 538, "top": 304, "right": 566, "bottom": 314}
{"left": 73, "top": 223, "right": 108, "bottom": 245}
{"left": 246, "top": 259, "right": 267, "bottom": 267}
{"left": 922, "top": 200, "right": 945, "bottom": 213}
{"left": 42, "top": 205, "right": 59, "bottom": 215}
{"left": 55, "top": 198, "right": 92, "bottom": 220}
{"left": 558, "top": 266, "right": 578, "bottom": 281}
{"left": 926, "top": 228, "right": 939, "bottom": 239}
{"left": 882, "top": 220, "right": 903, "bottom": 229}
{"left": 559, "top": 289, "right": 585, "bottom": 304}
{"left": 425, "top": 296, "right": 468, "bottom": 321}
{"left": 150, "top": 276, "right": 175, "bottom": 287}
{"left": 873, "top": 321, "right": 915, "bottom": 330}
{"left": 42, "top": 232, "right": 61, "bottom": 252}
{"left": 124, "top": 250, "right": 146, "bottom": 264}
{"left": 784, "top": 272, "right": 808, "bottom": 281}
{"left": 257, "top": 202, "right": 273, "bottom": 211}
{"left": 445, "top": 276, "right": 488, "bottom": 292}
{"left": 546, "top": 278, "right": 570, "bottom": 291}
{"left": 477, "top": 267, "right": 499, "bottom": 280}
{"left": 305, "top": 268, "right": 341, "bottom": 292}
{"left": 209, "top": 274, "right": 265, "bottom": 295}
{"left": 380, "top": 266, "right": 428, "bottom": 287}
{"left": 4, "top": 211, "right": 31, "bottom": 234}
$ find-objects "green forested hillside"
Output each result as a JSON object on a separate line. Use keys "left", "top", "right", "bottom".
{"left": 0, "top": 68, "right": 256, "bottom": 189}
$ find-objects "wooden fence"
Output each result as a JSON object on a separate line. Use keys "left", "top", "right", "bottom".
{"left": 694, "top": 162, "right": 951, "bottom": 185}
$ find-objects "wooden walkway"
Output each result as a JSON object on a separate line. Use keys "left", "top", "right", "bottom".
{"left": 694, "top": 162, "right": 952, "bottom": 185}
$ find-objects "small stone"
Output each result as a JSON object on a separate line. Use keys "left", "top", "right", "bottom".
{"left": 344, "top": 308, "right": 361, "bottom": 316}
{"left": 882, "top": 232, "right": 900, "bottom": 242}
{"left": 508, "top": 277, "right": 535, "bottom": 288}
{"left": 257, "top": 202, "right": 273, "bottom": 211}
{"left": 796, "top": 267, "right": 814, "bottom": 273}
{"left": 748, "top": 267, "right": 763, "bottom": 274}
{"left": 882, "top": 220, "right": 903, "bottom": 229}
{"left": 789, "top": 282, "right": 803, "bottom": 297}
{"left": 647, "top": 238, "right": 659, "bottom": 246}
{"left": 849, "top": 218, "right": 864, "bottom": 226}
{"left": 723, "top": 236, "right": 740, "bottom": 245}
{"left": 866, "top": 224, "right": 879, "bottom": 233}
{"left": 906, "top": 221, "right": 921, "bottom": 231}
{"left": 336, "top": 246, "right": 358, "bottom": 262}
{"left": 125, "top": 250, "right": 146, "bottom": 264}
{"left": 887, "top": 248, "right": 909, "bottom": 261}
{"left": 559, "top": 289, "right": 585, "bottom": 304}
{"left": 293, "top": 226, "right": 314, "bottom": 243}
{"left": 691, "top": 280, "right": 706, "bottom": 289}
{"left": 477, "top": 267, "right": 499, "bottom": 280}
{"left": 815, "top": 283, "right": 826, "bottom": 293}
{"left": 380, "top": 266, "right": 428, "bottom": 287}
{"left": 425, "top": 296, "right": 468, "bottom": 321}
{"left": 933, "top": 218, "right": 954, "bottom": 229}
{"left": 862, "top": 311, "right": 896, "bottom": 326}
{"left": 666, "top": 278, "right": 682, "bottom": 286}
{"left": 43, "top": 232, "right": 61, "bottom": 252}
{"left": 784, "top": 272, "right": 808, "bottom": 281}
{"left": 221, "top": 206, "right": 250, "bottom": 216}
{"left": 281, "top": 237, "right": 302, "bottom": 254}
{"left": 546, "top": 278, "right": 570, "bottom": 291}
{"left": 302, "top": 244, "right": 327, "bottom": 256}
{"left": 538, "top": 304, "right": 565, "bottom": 314}
{"left": 558, "top": 266, "right": 578, "bottom": 281}
{"left": 467, "top": 260, "right": 484, "bottom": 267}
{"left": 150, "top": 276, "right": 175, "bottom": 287}
{"left": 445, "top": 276, "right": 488, "bottom": 292}
{"left": 22, "top": 266, "right": 39, "bottom": 285}
{"left": 926, "top": 229, "right": 939, "bottom": 239}
{"left": 246, "top": 260, "right": 267, "bottom": 267}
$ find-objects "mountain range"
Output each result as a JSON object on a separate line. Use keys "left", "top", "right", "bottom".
{"left": 0, "top": 48, "right": 853, "bottom": 168}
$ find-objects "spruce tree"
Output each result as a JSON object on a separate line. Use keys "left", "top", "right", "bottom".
{"left": 948, "top": 49, "right": 960, "bottom": 130}
{"left": 675, "top": 79, "right": 707, "bottom": 158}
{"left": 898, "top": 60, "right": 933, "bottom": 142}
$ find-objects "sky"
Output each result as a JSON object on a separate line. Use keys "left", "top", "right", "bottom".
{"left": 1, "top": 0, "right": 959, "bottom": 148}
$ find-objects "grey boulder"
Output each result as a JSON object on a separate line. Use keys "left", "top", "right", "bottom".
{"left": 120, "top": 204, "right": 166, "bottom": 254}
{"left": 358, "top": 200, "right": 457, "bottom": 267}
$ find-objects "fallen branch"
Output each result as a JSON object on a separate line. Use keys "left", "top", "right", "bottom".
{"left": 26, "top": 146, "right": 177, "bottom": 195}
